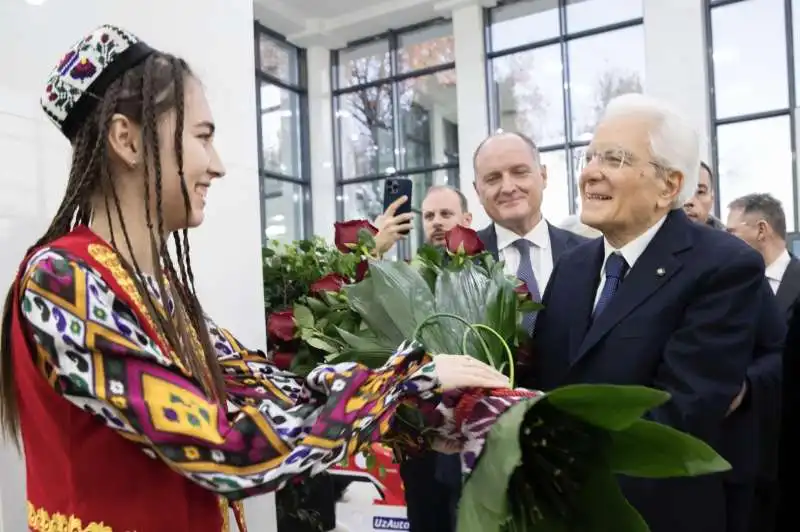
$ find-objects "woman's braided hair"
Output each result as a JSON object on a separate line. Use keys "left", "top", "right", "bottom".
{"left": 0, "top": 52, "right": 226, "bottom": 445}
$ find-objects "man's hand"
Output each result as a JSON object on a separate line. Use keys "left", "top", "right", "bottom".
{"left": 727, "top": 380, "right": 748, "bottom": 415}
{"left": 374, "top": 196, "right": 414, "bottom": 255}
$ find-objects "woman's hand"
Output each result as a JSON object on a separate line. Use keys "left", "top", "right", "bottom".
{"left": 432, "top": 355, "right": 510, "bottom": 391}
{"left": 374, "top": 196, "right": 414, "bottom": 255}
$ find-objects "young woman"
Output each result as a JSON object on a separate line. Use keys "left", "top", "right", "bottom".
{"left": 0, "top": 25, "right": 510, "bottom": 532}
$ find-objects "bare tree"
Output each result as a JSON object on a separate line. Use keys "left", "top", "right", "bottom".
{"left": 577, "top": 70, "right": 643, "bottom": 136}
{"left": 342, "top": 36, "right": 455, "bottom": 220}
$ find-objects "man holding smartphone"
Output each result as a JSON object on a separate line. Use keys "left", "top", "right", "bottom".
{"left": 374, "top": 185, "right": 473, "bottom": 255}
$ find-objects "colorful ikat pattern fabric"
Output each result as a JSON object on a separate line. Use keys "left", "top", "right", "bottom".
{"left": 20, "top": 247, "right": 442, "bottom": 500}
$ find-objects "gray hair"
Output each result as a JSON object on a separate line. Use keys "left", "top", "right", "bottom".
{"left": 728, "top": 193, "right": 787, "bottom": 240}
{"left": 601, "top": 93, "right": 700, "bottom": 209}
{"left": 559, "top": 214, "right": 602, "bottom": 238}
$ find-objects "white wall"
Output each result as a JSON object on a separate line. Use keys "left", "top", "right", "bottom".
{"left": 0, "top": 1, "right": 275, "bottom": 531}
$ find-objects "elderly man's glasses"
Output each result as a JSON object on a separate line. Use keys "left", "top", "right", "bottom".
{"left": 575, "top": 148, "right": 667, "bottom": 173}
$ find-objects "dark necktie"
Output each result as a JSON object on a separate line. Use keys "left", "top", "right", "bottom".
{"left": 513, "top": 239, "right": 541, "bottom": 333}
{"left": 593, "top": 252, "right": 628, "bottom": 318}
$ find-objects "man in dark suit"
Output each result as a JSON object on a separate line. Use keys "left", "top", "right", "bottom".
{"left": 529, "top": 93, "right": 783, "bottom": 532}
{"left": 726, "top": 193, "right": 800, "bottom": 532}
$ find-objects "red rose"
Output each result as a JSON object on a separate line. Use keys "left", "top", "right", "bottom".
{"left": 310, "top": 273, "right": 348, "bottom": 294}
{"left": 514, "top": 281, "right": 532, "bottom": 300}
{"left": 445, "top": 225, "right": 485, "bottom": 255}
{"left": 272, "top": 352, "right": 294, "bottom": 370}
{"left": 267, "top": 310, "right": 295, "bottom": 342}
{"left": 334, "top": 220, "right": 378, "bottom": 253}
{"left": 355, "top": 260, "right": 369, "bottom": 281}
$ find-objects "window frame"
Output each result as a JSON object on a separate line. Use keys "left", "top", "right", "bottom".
{"left": 484, "top": 0, "right": 645, "bottom": 218}
{"left": 330, "top": 18, "right": 460, "bottom": 235}
{"left": 254, "top": 22, "right": 312, "bottom": 245}
{"left": 704, "top": 0, "right": 799, "bottom": 229}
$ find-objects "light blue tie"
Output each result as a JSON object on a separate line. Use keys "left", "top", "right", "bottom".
{"left": 594, "top": 253, "right": 628, "bottom": 318}
{"left": 513, "top": 239, "right": 541, "bottom": 334}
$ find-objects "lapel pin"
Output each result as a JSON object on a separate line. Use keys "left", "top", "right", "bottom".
{"left": 656, "top": 267, "right": 666, "bottom": 277}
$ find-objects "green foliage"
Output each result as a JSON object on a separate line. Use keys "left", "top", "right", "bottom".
{"left": 262, "top": 237, "right": 360, "bottom": 312}
{"left": 457, "top": 385, "right": 731, "bottom": 532}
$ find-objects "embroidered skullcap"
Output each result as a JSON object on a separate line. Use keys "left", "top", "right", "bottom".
{"left": 41, "top": 24, "right": 155, "bottom": 141}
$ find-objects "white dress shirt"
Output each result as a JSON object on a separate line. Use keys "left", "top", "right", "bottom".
{"left": 593, "top": 215, "right": 668, "bottom": 308}
{"left": 497, "top": 218, "right": 553, "bottom": 292}
{"left": 765, "top": 249, "right": 791, "bottom": 294}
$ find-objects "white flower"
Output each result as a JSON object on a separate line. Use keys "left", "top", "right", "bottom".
{"left": 211, "top": 450, "right": 225, "bottom": 463}
{"left": 109, "top": 380, "right": 124, "bottom": 395}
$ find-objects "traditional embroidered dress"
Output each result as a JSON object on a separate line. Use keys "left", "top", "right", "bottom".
{"left": 12, "top": 226, "right": 442, "bottom": 531}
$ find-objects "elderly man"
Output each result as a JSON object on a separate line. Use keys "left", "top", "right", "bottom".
{"left": 684, "top": 162, "right": 725, "bottom": 229}
{"left": 529, "top": 94, "right": 784, "bottom": 532}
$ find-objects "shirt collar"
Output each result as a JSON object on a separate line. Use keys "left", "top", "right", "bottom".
{"left": 766, "top": 249, "right": 791, "bottom": 283}
{"left": 496, "top": 217, "right": 551, "bottom": 251}
{"left": 602, "top": 215, "right": 668, "bottom": 270}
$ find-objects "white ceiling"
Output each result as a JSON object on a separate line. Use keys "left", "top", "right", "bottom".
{"left": 254, "top": 0, "right": 497, "bottom": 48}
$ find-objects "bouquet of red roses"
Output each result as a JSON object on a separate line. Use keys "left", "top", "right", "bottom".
{"left": 282, "top": 221, "right": 730, "bottom": 532}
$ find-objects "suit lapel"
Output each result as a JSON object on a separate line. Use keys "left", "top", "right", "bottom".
{"left": 548, "top": 223, "right": 567, "bottom": 263}
{"left": 572, "top": 210, "right": 692, "bottom": 365}
{"left": 478, "top": 224, "right": 500, "bottom": 260}
{"left": 776, "top": 258, "right": 800, "bottom": 316}
{"left": 566, "top": 239, "right": 604, "bottom": 360}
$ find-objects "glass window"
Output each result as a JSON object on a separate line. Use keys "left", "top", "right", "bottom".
{"left": 258, "top": 33, "right": 298, "bottom": 85}
{"left": 487, "top": 1, "right": 644, "bottom": 220}
{"left": 567, "top": 25, "right": 645, "bottom": 138}
{"left": 259, "top": 82, "right": 302, "bottom": 177}
{"left": 716, "top": 117, "right": 795, "bottom": 231}
{"left": 398, "top": 69, "right": 458, "bottom": 169}
{"left": 492, "top": 45, "right": 565, "bottom": 146}
{"left": 333, "top": 20, "right": 460, "bottom": 260}
{"left": 489, "top": 0, "right": 560, "bottom": 51}
{"left": 711, "top": 0, "right": 788, "bottom": 119}
{"left": 398, "top": 22, "right": 455, "bottom": 74}
{"left": 255, "top": 28, "right": 309, "bottom": 245}
{"left": 336, "top": 86, "right": 395, "bottom": 179}
{"left": 565, "top": 0, "right": 642, "bottom": 34}
{"left": 336, "top": 40, "right": 391, "bottom": 89}
{"left": 540, "top": 149, "right": 571, "bottom": 225}
{"left": 263, "top": 178, "right": 309, "bottom": 244}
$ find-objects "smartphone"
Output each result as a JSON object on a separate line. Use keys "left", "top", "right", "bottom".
{"left": 383, "top": 178, "right": 413, "bottom": 235}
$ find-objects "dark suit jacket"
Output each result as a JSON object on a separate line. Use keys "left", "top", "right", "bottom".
{"left": 402, "top": 222, "right": 588, "bottom": 532}
{"left": 776, "top": 292, "right": 800, "bottom": 530}
{"left": 757, "top": 256, "right": 800, "bottom": 481}
{"left": 529, "top": 209, "right": 783, "bottom": 532}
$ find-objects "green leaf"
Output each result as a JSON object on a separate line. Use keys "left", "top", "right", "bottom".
{"left": 293, "top": 304, "right": 315, "bottom": 330}
{"left": 363, "top": 261, "right": 445, "bottom": 351}
{"left": 518, "top": 300, "right": 544, "bottom": 313}
{"left": 608, "top": 419, "right": 731, "bottom": 478}
{"left": 305, "top": 336, "right": 338, "bottom": 353}
{"left": 344, "top": 276, "right": 406, "bottom": 345}
{"left": 458, "top": 398, "right": 545, "bottom": 532}
{"left": 564, "top": 461, "right": 649, "bottom": 532}
{"left": 545, "top": 384, "right": 670, "bottom": 431}
{"left": 336, "top": 327, "right": 390, "bottom": 351}
{"left": 305, "top": 296, "right": 330, "bottom": 315}
{"left": 434, "top": 263, "right": 491, "bottom": 357}
{"left": 358, "top": 228, "right": 377, "bottom": 249}
{"left": 325, "top": 349, "right": 394, "bottom": 368}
